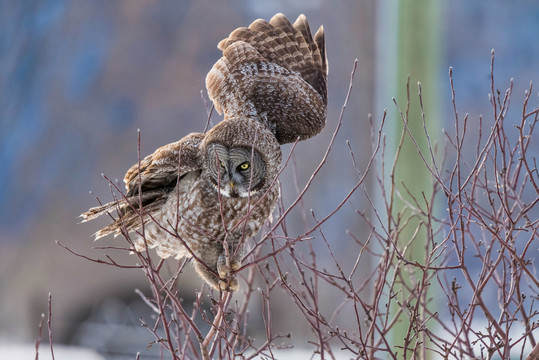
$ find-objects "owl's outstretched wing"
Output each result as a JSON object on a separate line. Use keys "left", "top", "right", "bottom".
{"left": 123, "top": 132, "right": 204, "bottom": 197}
{"left": 206, "top": 13, "right": 328, "bottom": 145}
{"left": 80, "top": 132, "right": 205, "bottom": 239}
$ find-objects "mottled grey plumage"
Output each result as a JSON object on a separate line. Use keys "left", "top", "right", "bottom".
{"left": 81, "top": 13, "right": 327, "bottom": 291}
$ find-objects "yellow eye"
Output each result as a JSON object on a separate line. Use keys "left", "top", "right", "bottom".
{"left": 220, "top": 161, "right": 226, "bottom": 168}
{"left": 239, "top": 162, "right": 250, "bottom": 170}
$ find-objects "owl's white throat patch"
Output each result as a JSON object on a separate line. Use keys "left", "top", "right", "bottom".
{"left": 217, "top": 183, "right": 251, "bottom": 198}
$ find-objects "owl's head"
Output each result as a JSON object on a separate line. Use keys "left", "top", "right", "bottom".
{"left": 206, "top": 144, "right": 266, "bottom": 198}
{"left": 202, "top": 118, "right": 282, "bottom": 198}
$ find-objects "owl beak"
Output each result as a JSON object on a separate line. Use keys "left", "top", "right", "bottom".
{"left": 226, "top": 181, "right": 240, "bottom": 198}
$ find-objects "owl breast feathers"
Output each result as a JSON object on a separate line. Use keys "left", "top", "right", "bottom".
{"left": 81, "top": 13, "right": 327, "bottom": 291}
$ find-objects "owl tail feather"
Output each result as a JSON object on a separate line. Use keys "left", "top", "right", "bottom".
{"left": 93, "top": 211, "right": 143, "bottom": 240}
{"left": 81, "top": 189, "right": 169, "bottom": 240}
{"left": 80, "top": 201, "right": 122, "bottom": 223}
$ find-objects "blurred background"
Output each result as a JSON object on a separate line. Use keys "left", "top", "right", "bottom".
{"left": 1, "top": 0, "right": 538, "bottom": 358}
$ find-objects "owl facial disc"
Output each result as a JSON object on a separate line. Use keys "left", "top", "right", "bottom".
{"left": 206, "top": 143, "right": 266, "bottom": 198}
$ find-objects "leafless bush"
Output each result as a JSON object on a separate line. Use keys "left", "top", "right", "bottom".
{"left": 55, "top": 53, "right": 538, "bottom": 359}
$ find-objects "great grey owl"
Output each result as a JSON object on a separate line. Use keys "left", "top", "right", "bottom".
{"left": 81, "top": 13, "right": 328, "bottom": 291}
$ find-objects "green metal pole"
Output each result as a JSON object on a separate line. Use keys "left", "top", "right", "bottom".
{"left": 392, "top": 0, "right": 441, "bottom": 358}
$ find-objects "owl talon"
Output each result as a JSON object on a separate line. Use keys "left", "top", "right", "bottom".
{"left": 219, "top": 276, "right": 239, "bottom": 292}
{"left": 195, "top": 261, "right": 239, "bottom": 292}
{"left": 217, "top": 257, "right": 241, "bottom": 278}
{"left": 230, "top": 259, "right": 241, "bottom": 271}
